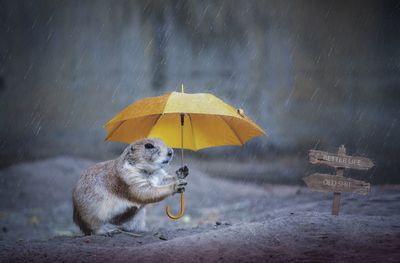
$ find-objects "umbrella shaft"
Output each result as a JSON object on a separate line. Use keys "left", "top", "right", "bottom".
{"left": 180, "top": 113, "right": 184, "bottom": 167}
{"left": 181, "top": 136, "right": 184, "bottom": 167}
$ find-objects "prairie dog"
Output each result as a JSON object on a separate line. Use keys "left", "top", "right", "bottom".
{"left": 72, "top": 138, "right": 188, "bottom": 235}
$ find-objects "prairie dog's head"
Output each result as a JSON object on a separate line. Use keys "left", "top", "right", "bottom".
{"left": 122, "top": 138, "right": 173, "bottom": 172}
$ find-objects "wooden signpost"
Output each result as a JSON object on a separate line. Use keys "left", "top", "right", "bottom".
{"left": 303, "top": 145, "right": 374, "bottom": 215}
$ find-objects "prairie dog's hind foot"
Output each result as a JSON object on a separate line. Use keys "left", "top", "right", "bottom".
{"left": 95, "top": 223, "right": 120, "bottom": 236}
{"left": 95, "top": 224, "right": 143, "bottom": 237}
{"left": 120, "top": 207, "right": 147, "bottom": 233}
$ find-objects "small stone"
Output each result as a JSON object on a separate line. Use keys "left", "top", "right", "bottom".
{"left": 159, "top": 235, "right": 168, "bottom": 241}
{"left": 216, "top": 221, "right": 231, "bottom": 226}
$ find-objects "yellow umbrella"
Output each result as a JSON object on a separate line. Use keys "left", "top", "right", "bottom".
{"left": 105, "top": 85, "right": 266, "bottom": 219}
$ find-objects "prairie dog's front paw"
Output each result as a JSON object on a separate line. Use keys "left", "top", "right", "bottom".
{"left": 176, "top": 165, "right": 189, "bottom": 179}
{"left": 174, "top": 178, "right": 187, "bottom": 193}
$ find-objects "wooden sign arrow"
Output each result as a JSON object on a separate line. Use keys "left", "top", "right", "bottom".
{"left": 303, "top": 173, "right": 371, "bottom": 195}
{"left": 309, "top": 150, "right": 374, "bottom": 170}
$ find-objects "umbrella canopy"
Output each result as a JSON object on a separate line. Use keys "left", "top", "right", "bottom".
{"left": 105, "top": 91, "right": 266, "bottom": 149}
{"left": 105, "top": 87, "right": 266, "bottom": 220}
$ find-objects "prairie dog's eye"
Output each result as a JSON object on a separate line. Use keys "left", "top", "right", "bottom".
{"left": 144, "top": 143, "right": 154, "bottom": 149}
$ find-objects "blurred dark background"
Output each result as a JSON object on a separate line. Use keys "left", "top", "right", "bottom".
{"left": 0, "top": 0, "right": 399, "bottom": 184}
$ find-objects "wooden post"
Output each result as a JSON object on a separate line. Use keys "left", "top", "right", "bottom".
{"left": 332, "top": 145, "right": 346, "bottom": 216}
{"left": 305, "top": 145, "right": 373, "bottom": 216}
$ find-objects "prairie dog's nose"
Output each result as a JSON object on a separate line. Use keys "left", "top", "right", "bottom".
{"left": 167, "top": 148, "right": 173, "bottom": 156}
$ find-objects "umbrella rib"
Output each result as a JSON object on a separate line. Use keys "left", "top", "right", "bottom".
{"left": 146, "top": 114, "right": 164, "bottom": 138}
{"left": 219, "top": 116, "right": 244, "bottom": 145}
{"left": 105, "top": 120, "right": 126, "bottom": 141}
{"left": 187, "top": 113, "right": 197, "bottom": 150}
{"left": 147, "top": 93, "right": 171, "bottom": 137}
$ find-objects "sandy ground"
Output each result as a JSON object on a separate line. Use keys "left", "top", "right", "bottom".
{"left": 0, "top": 156, "right": 399, "bottom": 262}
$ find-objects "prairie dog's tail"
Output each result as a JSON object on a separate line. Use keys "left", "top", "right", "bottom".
{"left": 72, "top": 197, "right": 92, "bottom": 235}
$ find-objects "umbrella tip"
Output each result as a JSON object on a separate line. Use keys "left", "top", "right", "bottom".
{"left": 181, "top": 84, "right": 184, "bottom": 93}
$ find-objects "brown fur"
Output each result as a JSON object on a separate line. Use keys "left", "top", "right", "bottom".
{"left": 72, "top": 197, "right": 92, "bottom": 235}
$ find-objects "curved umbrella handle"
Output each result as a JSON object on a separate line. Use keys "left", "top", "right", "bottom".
{"left": 166, "top": 192, "right": 185, "bottom": 219}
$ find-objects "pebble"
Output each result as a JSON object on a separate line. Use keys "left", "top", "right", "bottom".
{"left": 159, "top": 235, "right": 168, "bottom": 241}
